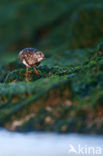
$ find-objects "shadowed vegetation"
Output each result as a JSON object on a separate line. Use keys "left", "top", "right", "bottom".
{"left": 0, "top": 0, "right": 103, "bottom": 133}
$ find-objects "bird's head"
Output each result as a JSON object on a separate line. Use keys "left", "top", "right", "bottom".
{"left": 36, "top": 51, "right": 45, "bottom": 62}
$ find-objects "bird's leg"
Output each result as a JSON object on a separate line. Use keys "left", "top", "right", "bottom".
{"left": 33, "top": 65, "right": 40, "bottom": 75}
{"left": 26, "top": 66, "right": 31, "bottom": 75}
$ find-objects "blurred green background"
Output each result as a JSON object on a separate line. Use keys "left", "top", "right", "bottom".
{"left": 1, "top": 0, "right": 103, "bottom": 52}
{"left": 0, "top": 0, "right": 103, "bottom": 134}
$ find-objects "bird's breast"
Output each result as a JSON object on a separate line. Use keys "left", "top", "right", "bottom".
{"left": 23, "top": 59, "right": 30, "bottom": 67}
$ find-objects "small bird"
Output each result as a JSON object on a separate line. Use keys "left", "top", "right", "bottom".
{"left": 18, "top": 48, "right": 45, "bottom": 75}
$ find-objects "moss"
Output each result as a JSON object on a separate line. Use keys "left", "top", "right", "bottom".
{"left": 0, "top": 46, "right": 103, "bottom": 134}
{"left": 0, "top": 0, "right": 103, "bottom": 134}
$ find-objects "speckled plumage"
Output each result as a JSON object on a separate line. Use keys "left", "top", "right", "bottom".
{"left": 18, "top": 48, "right": 44, "bottom": 67}
{"left": 18, "top": 48, "right": 45, "bottom": 75}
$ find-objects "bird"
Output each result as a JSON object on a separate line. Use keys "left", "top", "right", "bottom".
{"left": 18, "top": 48, "right": 45, "bottom": 76}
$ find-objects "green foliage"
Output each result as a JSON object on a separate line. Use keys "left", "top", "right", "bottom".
{"left": 0, "top": 47, "right": 103, "bottom": 134}
{"left": 0, "top": 0, "right": 103, "bottom": 133}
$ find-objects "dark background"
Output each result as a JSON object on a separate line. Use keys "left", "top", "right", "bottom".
{"left": 1, "top": 0, "right": 103, "bottom": 52}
